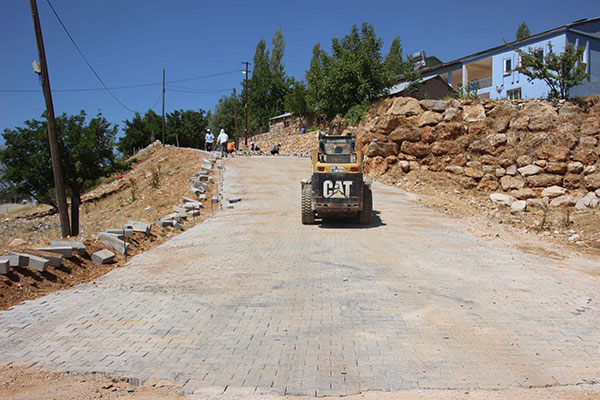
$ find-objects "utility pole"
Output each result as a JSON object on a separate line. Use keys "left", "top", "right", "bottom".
{"left": 29, "top": 0, "right": 70, "bottom": 237}
{"left": 233, "top": 88, "right": 238, "bottom": 148}
{"left": 242, "top": 61, "right": 250, "bottom": 146}
{"left": 162, "top": 68, "right": 165, "bottom": 144}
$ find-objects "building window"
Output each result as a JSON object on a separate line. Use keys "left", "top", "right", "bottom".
{"left": 503, "top": 58, "right": 512, "bottom": 73}
{"left": 534, "top": 49, "right": 543, "bottom": 61}
{"left": 507, "top": 88, "right": 521, "bottom": 100}
{"left": 284, "top": 121, "right": 290, "bottom": 128}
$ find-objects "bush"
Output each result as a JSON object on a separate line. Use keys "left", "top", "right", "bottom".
{"left": 344, "top": 102, "right": 369, "bottom": 125}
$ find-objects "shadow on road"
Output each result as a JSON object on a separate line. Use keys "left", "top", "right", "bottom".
{"left": 317, "top": 210, "right": 386, "bottom": 229}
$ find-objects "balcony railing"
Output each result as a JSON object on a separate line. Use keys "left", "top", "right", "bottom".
{"left": 470, "top": 77, "right": 492, "bottom": 90}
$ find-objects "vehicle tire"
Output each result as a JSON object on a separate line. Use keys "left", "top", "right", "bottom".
{"left": 301, "top": 185, "right": 315, "bottom": 225}
{"left": 358, "top": 186, "right": 372, "bottom": 225}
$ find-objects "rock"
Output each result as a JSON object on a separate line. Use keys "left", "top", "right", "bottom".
{"left": 417, "top": 111, "right": 443, "bottom": 127}
{"left": 464, "top": 167, "right": 484, "bottom": 179}
{"left": 389, "top": 126, "right": 421, "bottom": 143}
{"left": 518, "top": 165, "right": 543, "bottom": 177}
{"left": 91, "top": 249, "right": 116, "bottom": 264}
{"left": 584, "top": 166, "right": 598, "bottom": 175}
{"left": 505, "top": 165, "right": 517, "bottom": 176}
{"left": 401, "top": 141, "right": 430, "bottom": 158}
{"left": 549, "top": 195, "right": 577, "bottom": 208}
{"left": 545, "top": 147, "right": 571, "bottom": 162}
{"left": 495, "top": 168, "right": 506, "bottom": 177}
{"left": 488, "top": 118, "right": 510, "bottom": 134}
{"left": 510, "top": 200, "right": 527, "bottom": 214}
{"left": 516, "top": 155, "right": 533, "bottom": 167}
{"left": 528, "top": 117, "right": 553, "bottom": 131}
{"left": 367, "top": 156, "right": 389, "bottom": 176}
{"left": 420, "top": 126, "right": 437, "bottom": 143}
{"left": 575, "top": 192, "right": 599, "bottom": 209}
{"left": 452, "top": 154, "right": 467, "bottom": 166}
{"left": 573, "top": 150, "right": 598, "bottom": 165}
{"left": 367, "top": 142, "right": 398, "bottom": 157}
{"left": 563, "top": 174, "right": 582, "bottom": 189}
{"left": 541, "top": 186, "right": 567, "bottom": 198}
{"left": 544, "top": 162, "right": 567, "bottom": 175}
{"left": 567, "top": 162, "right": 584, "bottom": 174}
{"left": 443, "top": 107, "right": 460, "bottom": 122}
{"left": 463, "top": 104, "right": 486, "bottom": 122}
{"left": 510, "top": 116, "right": 529, "bottom": 130}
{"left": 420, "top": 99, "right": 448, "bottom": 112}
{"left": 490, "top": 193, "right": 515, "bottom": 206}
{"left": 521, "top": 101, "right": 558, "bottom": 120}
{"left": 526, "top": 198, "right": 546, "bottom": 209}
{"left": 431, "top": 141, "right": 463, "bottom": 156}
{"left": 534, "top": 159, "right": 547, "bottom": 168}
{"left": 468, "top": 140, "right": 493, "bottom": 155}
{"left": 477, "top": 174, "right": 499, "bottom": 191}
{"left": 597, "top": 189, "right": 600, "bottom": 197}
{"left": 580, "top": 117, "right": 600, "bottom": 136}
{"left": 499, "top": 159, "right": 512, "bottom": 168}
{"left": 526, "top": 174, "right": 563, "bottom": 187}
{"left": 579, "top": 136, "right": 598, "bottom": 148}
{"left": 387, "top": 97, "right": 423, "bottom": 116}
{"left": 375, "top": 116, "right": 401, "bottom": 133}
{"left": 584, "top": 172, "right": 600, "bottom": 190}
{"left": 486, "top": 133, "right": 507, "bottom": 148}
{"left": 511, "top": 188, "right": 537, "bottom": 200}
{"left": 399, "top": 160, "right": 410, "bottom": 173}
{"left": 9, "top": 238, "right": 26, "bottom": 248}
{"left": 500, "top": 175, "right": 525, "bottom": 191}
{"left": 445, "top": 166, "right": 464, "bottom": 175}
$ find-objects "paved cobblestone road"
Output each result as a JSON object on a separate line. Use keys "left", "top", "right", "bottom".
{"left": 1, "top": 156, "right": 600, "bottom": 397}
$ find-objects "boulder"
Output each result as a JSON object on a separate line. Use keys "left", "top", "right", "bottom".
{"left": 510, "top": 116, "right": 529, "bottom": 130}
{"left": 526, "top": 174, "right": 563, "bottom": 188}
{"left": 510, "top": 200, "right": 527, "bottom": 214}
{"left": 527, "top": 198, "right": 546, "bottom": 209}
{"left": 375, "top": 116, "right": 401, "bottom": 134}
{"left": 534, "top": 159, "right": 547, "bottom": 168}
{"left": 518, "top": 165, "right": 543, "bottom": 177}
{"left": 487, "top": 118, "right": 510, "bottom": 134}
{"left": 490, "top": 193, "right": 515, "bottom": 206}
{"left": 486, "top": 133, "right": 507, "bottom": 148}
{"left": 401, "top": 141, "right": 430, "bottom": 158}
{"left": 452, "top": 154, "right": 468, "bottom": 166}
{"left": 436, "top": 122, "right": 466, "bottom": 140}
{"left": 464, "top": 167, "right": 484, "bottom": 179}
{"left": 367, "top": 142, "right": 398, "bottom": 158}
{"left": 399, "top": 160, "right": 410, "bottom": 173}
{"left": 420, "top": 99, "right": 448, "bottom": 112}
{"left": 366, "top": 156, "right": 388, "bottom": 176}
{"left": 579, "top": 136, "right": 598, "bottom": 148}
{"left": 463, "top": 104, "right": 486, "bottom": 122}
{"left": 549, "top": 195, "right": 577, "bottom": 208}
{"left": 517, "top": 155, "right": 534, "bottom": 167}
{"left": 511, "top": 188, "right": 537, "bottom": 200}
{"left": 528, "top": 117, "right": 553, "bottom": 131}
{"left": 545, "top": 147, "right": 571, "bottom": 162}
{"left": 580, "top": 117, "right": 600, "bottom": 136}
{"left": 500, "top": 175, "right": 525, "bottom": 191}
{"left": 495, "top": 168, "right": 506, "bottom": 177}
{"left": 563, "top": 174, "right": 582, "bottom": 189}
{"left": 584, "top": 172, "right": 600, "bottom": 190}
{"left": 505, "top": 165, "right": 517, "bottom": 176}
{"left": 431, "top": 141, "right": 463, "bottom": 156}
{"left": 573, "top": 150, "right": 598, "bottom": 166}
{"left": 420, "top": 126, "right": 437, "bottom": 143}
{"left": 477, "top": 174, "right": 499, "bottom": 191}
{"left": 443, "top": 107, "right": 460, "bottom": 122}
{"left": 445, "top": 166, "right": 464, "bottom": 175}
{"left": 468, "top": 140, "right": 493, "bottom": 155}
{"left": 575, "top": 192, "right": 599, "bottom": 210}
{"left": 521, "top": 101, "right": 558, "bottom": 120}
{"left": 584, "top": 166, "right": 598, "bottom": 175}
{"left": 9, "top": 238, "right": 26, "bottom": 248}
{"left": 387, "top": 97, "right": 423, "bottom": 116}
{"left": 541, "top": 186, "right": 567, "bottom": 198}
{"left": 389, "top": 126, "right": 421, "bottom": 143}
{"left": 544, "top": 162, "right": 567, "bottom": 175}
{"left": 417, "top": 111, "right": 443, "bottom": 127}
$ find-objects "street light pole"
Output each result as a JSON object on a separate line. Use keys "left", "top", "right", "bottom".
{"left": 29, "top": 0, "right": 71, "bottom": 237}
{"left": 233, "top": 88, "right": 238, "bottom": 148}
{"left": 242, "top": 61, "right": 249, "bottom": 146}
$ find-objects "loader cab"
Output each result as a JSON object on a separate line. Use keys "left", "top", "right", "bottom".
{"left": 318, "top": 134, "right": 357, "bottom": 164}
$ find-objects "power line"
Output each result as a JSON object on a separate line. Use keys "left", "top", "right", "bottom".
{"left": 45, "top": 0, "right": 136, "bottom": 113}
{"left": 0, "top": 70, "right": 241, "bottom": 93}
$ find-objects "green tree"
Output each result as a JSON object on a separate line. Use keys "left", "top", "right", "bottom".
{"left": 165, "top": 109, "right": 209, "bottom": 148}
{"left": 401, "top": 55, "right": 422, "bottom": 96}
{"left": 516, "top": 20, "right": 531, "bottom": 40}
{"left": 306, "top": 43, "right": 333, "bottom": 119}
{"left": 284, "top": 79, "right": 310, "bottom": 127}
{"left": 384, "top": 36, "right": 404, "bottom": 81}
{"left": 211, "top": 94, "right": 243, "bottom": 142}
{"left": 248, "top": 39, "right": 272, "bottom": 134}
{"left": 514, "top": 43, "right": 589, "bottom": 99}
{"left": 118, "top": 109, "right": 161, "bottom": 157}
{"left": 1, "top": 111, "right": 117, "bottom": 235}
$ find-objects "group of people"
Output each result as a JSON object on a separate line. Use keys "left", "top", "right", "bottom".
{"left": 204, "top": 128, "right": 281, "bottom": 156}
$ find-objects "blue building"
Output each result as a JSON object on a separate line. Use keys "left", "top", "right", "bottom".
{"left": 408, "top": 17, "right": 600, "bottom": 100}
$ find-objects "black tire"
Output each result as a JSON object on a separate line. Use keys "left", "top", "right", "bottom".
{"left": 301, "top": 185, "right": 315, "bottom": 225}
{"left": 358, "top": 186, "right": 372, "bottom": 225}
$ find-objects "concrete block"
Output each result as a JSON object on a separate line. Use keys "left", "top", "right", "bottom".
{"left": 173, "top": 222, "right": 183, "bottom": 231}
{"left": 229, "top": 197, "right": 242, "bottom": 203}
{"left": 96, "top": 233, "right": 129, "bottom": 255}
{"left": 154, "top": 220, "right": 172, "bottom": 228}
{"left": 26, "top": 254, "right": 49, "bottom": 272}
{"left": 189, "top": 187, "right": 202, "bottom": 196}
{"left": 176, "top": 211, "right": 188, "bottom": 219}
{"left": 126, "top": 220, "right": 151, "bottom": 235}
{"left": 107, "top": 228, "right": 133, "bottom": 237}
{"left": 8, "top": 252, "right": 28, "bottom": 267}
{"left": 197, "top": 194, "right": 207, "bottom": 201}
{"left": 50, "top": 241, "right": 86, "bottom": 255}
{"left": 163, "top": 213, "right": 181, "bottom": 223}
{"left": 193, "top": 181, "right": 207, "bottom": 191}
{"left": 197, "top": 174, "right": 209, "bottom": 182}
{"left": 24, "top": 249, "right": 63, "bottom": 267}
{"left": 36, "top": 246, "right": 73, "bottom": 258}
{"left": 0, "top": 258, "right": 9, "bottom": 274}
{"left": 182, "top": 202, "right": 202, "bottom": 210}
{"left": 173, "top": 205, "right": 187, "bottom": 213}
{"left": 187, "top": 209, "right": 200, "bottom": 217}
{"left": 208, "top": 177, "right": 214, "bottom": 184}
{"left": 91, "top": 249, "right": 116, "bottom": 264}
{"left": 182, "top": 197, "right": 197, "bottom": 203}
{"left": 211, "top": 195, "right": 219, "bottom": 203}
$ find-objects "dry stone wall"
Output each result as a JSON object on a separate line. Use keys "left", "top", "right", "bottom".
{"left": 358, "top": 96, "right": 600, "bottom": 211}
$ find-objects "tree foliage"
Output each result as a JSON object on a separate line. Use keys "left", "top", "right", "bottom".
{"left": 117, "top": 110, "right": 161, "bottom": 157}
{"left": 1, "top": 111, "right": 117, "bottom": 234}
{"left": 306, "top": 23, "right": 404, "bottom": 123}
{"left": 516, "top": 21, "right": 531, "bottom": 41}
{"left": 514, "top": 43, "right": 589, "bottom": 99}
{"left": 210, "top": 93, "right": 243, "bottom": 142}
{"left": 284, "top": 79, "right": 310, "bottom": 126}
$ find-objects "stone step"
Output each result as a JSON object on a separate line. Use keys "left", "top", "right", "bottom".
{"left": 50, "top": 241, "right": 86, "bottom": 255}
{"left": 24, "top": 249, "right": 63, "bottom": 267}
{"left": 91, "top": 249, "right": 116, "bottom": 264}
{"left": 96, "top": 233, "right": 129, "bottom": 255}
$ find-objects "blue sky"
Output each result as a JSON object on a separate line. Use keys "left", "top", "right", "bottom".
{"left": 1, "top": 0, "right": 599, "bottom": 142}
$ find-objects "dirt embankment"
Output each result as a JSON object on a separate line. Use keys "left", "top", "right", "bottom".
{"left": 0, "top": 144, "right": 215, "bottom": 310}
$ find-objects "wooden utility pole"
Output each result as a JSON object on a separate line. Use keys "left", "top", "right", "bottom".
{"left": 162, "top": 68, "right": 165, "bottom": 144}
{"left": 233, "top": 88, "right": 238, "bottom": 148}
{"left": 29, "top": 0, "right": 70, "bottom": 237}
{"left": 242, "top": 61, "right": 249, "bottom": 146}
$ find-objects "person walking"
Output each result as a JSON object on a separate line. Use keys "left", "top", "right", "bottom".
{"left": 217, "top": 129, "right": 229, "bottom": 157}
{"left": 204, "top": 129, "right": 214, "bottom": 151}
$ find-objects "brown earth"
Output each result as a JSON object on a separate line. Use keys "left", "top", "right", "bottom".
{"left": 0, "top": 144, "right": 216, "bottom": 310}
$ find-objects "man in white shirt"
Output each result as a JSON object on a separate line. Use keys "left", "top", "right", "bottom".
{"left": 217, "top": 129, "right": 229, "bottom": 157}
{"left": 205, "top": 129, "right": 214, "bottom": 151}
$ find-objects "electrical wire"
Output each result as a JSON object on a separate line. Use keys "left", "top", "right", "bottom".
{"left": 45, "top": 0, "right": 137, "bottom": 113}
{"left": 149, "top": 91, "right": 163, "bottom": 111}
